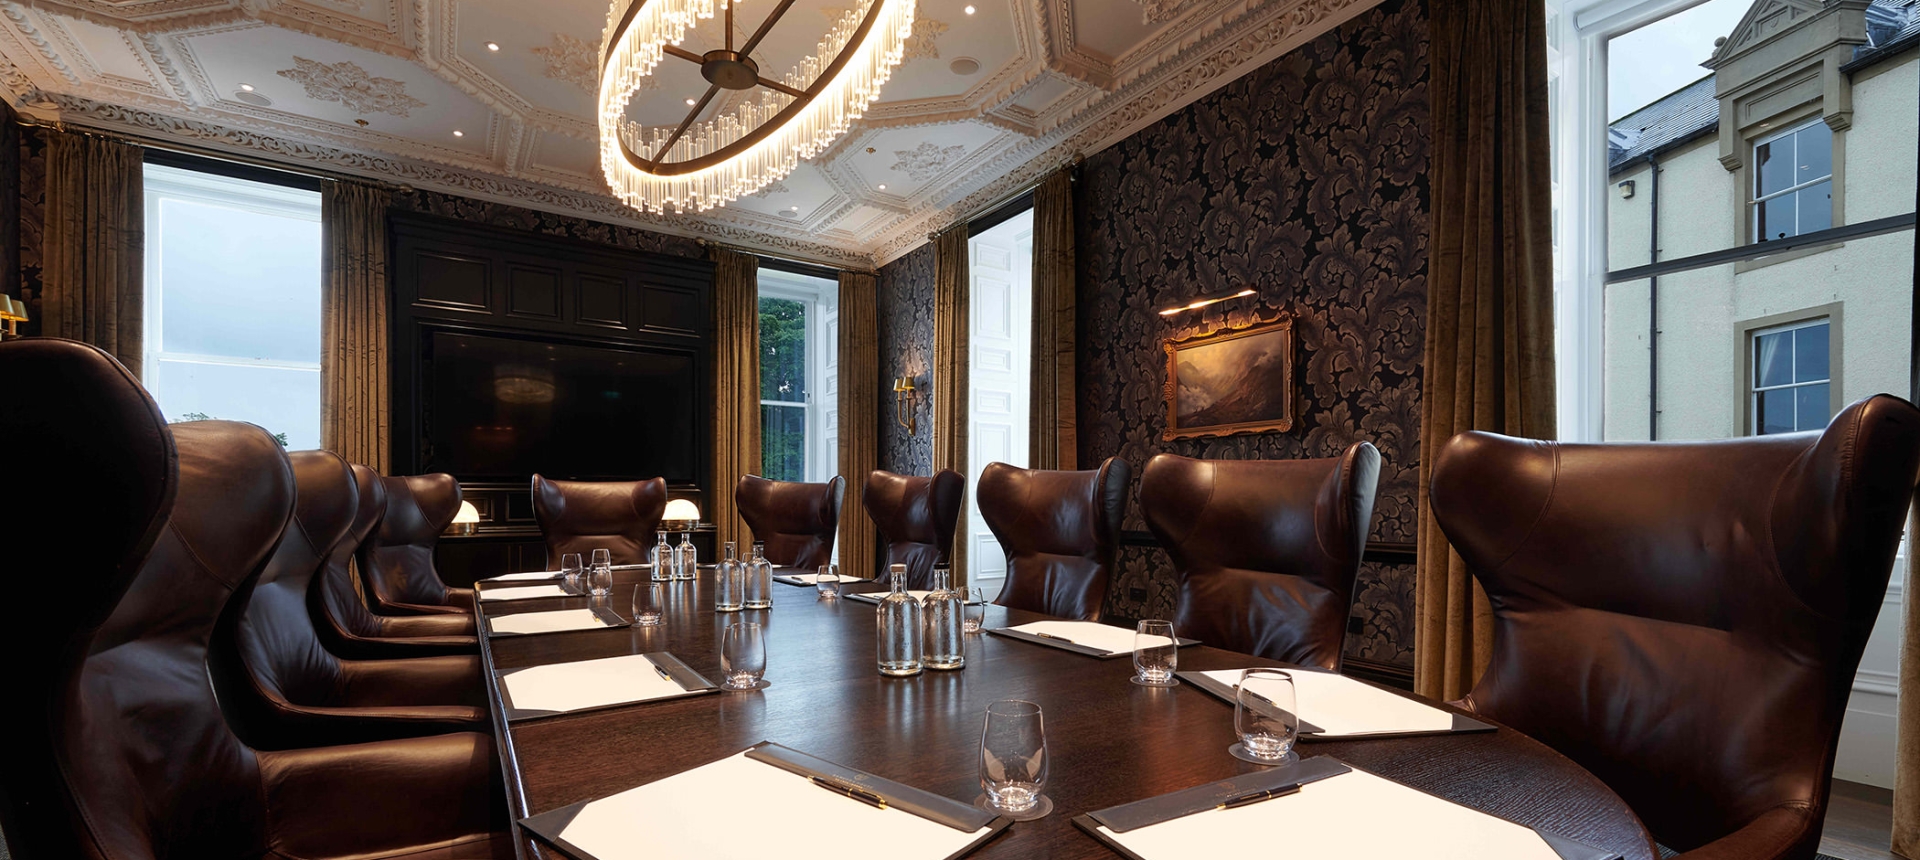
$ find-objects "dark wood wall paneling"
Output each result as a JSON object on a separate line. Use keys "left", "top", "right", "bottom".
{"left": 389, "top": 212, "right": 715, "bottom": 581}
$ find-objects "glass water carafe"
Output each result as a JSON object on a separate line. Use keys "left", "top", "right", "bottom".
{"left": 744, "top": 541, "right": 774, "bottom": 609}
{"left": 650, "top": 533, "right": 672, "bottom": 582}
{"left": 715, "top": 541, "right": 744, "bottom": 612}
{"left": 877, "top": 564, "right": 924, "bottom": 676}
{"left": 923, "top": 564, "right": 965, "bottom": 670}
{"left": 674, "top": 532, "right": 698, "bottom": 580}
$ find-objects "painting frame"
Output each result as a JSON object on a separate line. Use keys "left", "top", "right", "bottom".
{"left": 1162, "top": 315, "right": 1295, "bottom": 441}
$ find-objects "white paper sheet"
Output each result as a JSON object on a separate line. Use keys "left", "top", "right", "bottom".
{"left": 478, "top": 584, "right": 571, "bottom": 602}
{"left": 556, "top": 751, "right": 990, "bottom": 860}
{"left": 1006, "top": 620, "right": 1171, "bottom": 656}
{"left": 784, "top": 572, "right": 870, "bottom": 584}
{"left": 480, "top": 570, "right": 564, "bottom": 583}
{"left": 488, "top": 608, "right": 612, "bottom": 636}
{"left": 1195, "top": 669, "right": 1455, "bottom": 736}
{"left": 503, "top": 654, "right": 689, "bottom": 713}
{"left": 1095, "top": 766, "right": 1561, "bottom": 860}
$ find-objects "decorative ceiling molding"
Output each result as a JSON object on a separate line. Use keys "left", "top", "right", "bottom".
{"left": 1136, "top": 0, "right": 1186, "bottom": 25}
{"left": 890, "top": 141, "right": 968, "bottom": 181}
{"left": 277, "top": 55, "right": 424, "bottom": 116}
{"left": 531, "top": 32, "right": 597, "bottom": 92}
{"left": 904, "top": 18, "right": 949, "bottom": 60}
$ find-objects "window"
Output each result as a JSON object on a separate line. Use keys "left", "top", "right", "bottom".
{"left": 1753, "top": 120, "right": 1833, "bottom": 243}
{"left": 1749, "top": 318, "right": 1831, "bottom": 435}
{"left": 756, "top": 267, "right": 838, "bottom": 484}
{"left": 142, "top": 163, "right": 323, "bottom": 448}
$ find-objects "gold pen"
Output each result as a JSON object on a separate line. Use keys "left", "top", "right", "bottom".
{"left": 1033, "top": 632, "right": 1077, "bottom": 645}
{"left": 1218, "top": 782, "right": 1303, "bottom": 809}
{"left": 810, "top": 775, "right": 888, "bottom": 810}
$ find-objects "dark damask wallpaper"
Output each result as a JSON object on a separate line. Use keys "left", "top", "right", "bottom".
{"left": 16, "top": 125, "right": 46, "bottom": 337}
{"left": 876, "top": 242, "right": 934, "bottom": 476}
{"left": 1075, "top": 0, "right": 1429, "bottom": 667}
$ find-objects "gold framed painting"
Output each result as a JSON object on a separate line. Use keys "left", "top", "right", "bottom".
{"left": 1162, "top": 316, "right": 1295, "bottom": 441}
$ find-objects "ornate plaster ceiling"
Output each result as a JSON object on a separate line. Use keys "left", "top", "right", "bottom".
{"left": 1, "top": 0, "right": 1379, "bottom": 265}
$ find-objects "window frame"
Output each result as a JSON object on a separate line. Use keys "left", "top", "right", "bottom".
{"left": 1750, "top": 117, "right": 1836, "bottom": 245}
{"left": 1736, "top": 303, "right": 1842, "bottom": 436}
{"left": 755, "top": 267, "right": 838, "bottom": 485}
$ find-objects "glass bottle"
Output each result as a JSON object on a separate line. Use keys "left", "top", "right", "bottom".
{"left": 715, "top": 542, "right": 744, "bottom": 612}
{"left": 877, "top": 563, "right": 924, "bottom": 677}
{"left": 651, "top": 533, "right": 672, "bottom": 582}
{"left": 744, "top": 541, "right": 774, "bottom": 609}
{"left": 674, "top": 531, "right": 698, "bottom": 580}
{"left": 923, "top": 563, "right": 965, "bottom": 670}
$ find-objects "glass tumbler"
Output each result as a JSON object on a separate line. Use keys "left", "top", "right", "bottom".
{"left": 1232, "top": 668, "right": 1300, "bottom": 765}
{"left": 963, "top": 587, "right": 986, "bottom": 633}
{"left": 979, "top": 700, "right": 1051, "bottom": 820}
{"left": 1131, "top": 619, "right": 1179, "bottom": 687}
{"left": 721, "top": 621, "right": 766, "bottom": 690}
{"left": 816, "top": 564, "right": 841, "bottom": 599}
{"left": 632, "top": 583, "right": 663, "bottom": 626}
{"left": 589, "top": 549, "right": 613, "bottom": 597}
{"left": 560, "top": 552, "right": 583, "bottom": 593}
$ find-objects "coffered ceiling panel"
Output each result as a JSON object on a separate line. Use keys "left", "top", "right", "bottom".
{"left": 1, "top": 0, "right": 1383, "bottom": 265}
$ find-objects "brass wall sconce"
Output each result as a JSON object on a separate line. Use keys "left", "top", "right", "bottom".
{"left": 893, "top": 376, "right": 919, "bottom": 435}
{"left": 0, "top": 296, "right": 28, "bottom": 339}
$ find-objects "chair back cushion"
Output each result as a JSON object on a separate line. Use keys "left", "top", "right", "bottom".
{"left": 978, "top": 458, "right": 1129, "bottom": 620}
{"left": 1140, "top": 443, "right": 1380, "bottom": 670}
{"left": 0, "top": 338, "right": 179, "bottom": 859}
{"left": 360, "top": 473, "right": 461, "bottom": 608}
{"left": 736, "top": 475, "right": 845, "bottom": 568}
{"left": 532, "top": 475, "right": 668, "bottom": 566}
{"left": 861, "top": 469, "right": 963, "bottom": 588}
{"left": 1431, "top": 395, "right": 1920, "bottom": 852}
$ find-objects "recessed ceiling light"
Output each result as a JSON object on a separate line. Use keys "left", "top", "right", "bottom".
{"left": 239, "top": 83, "right": 254, "bottom": 92}
{"left": 685, "top": 98, "right": 698, "bottom": 106}
{"left": 949, "top": 57, "right": 980, "bottom": 75}
{"left": 964, "top": 4, "right": 976, "bottom": 13}
{"left": 453, "top": 130, "right": 465, "bottom": 137}
{"left": 877, "top": 184, "right": 887, "bottom": 190}
{"left": 485, "top": 41, "right": 501, "bottom": 51}
{"left": 790, "top": 205, "right": 800, "bottom": 211}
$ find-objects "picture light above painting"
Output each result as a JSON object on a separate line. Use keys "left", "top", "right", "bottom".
{"left": 1163, "top": 316, "right": 1296, "bottom": 441}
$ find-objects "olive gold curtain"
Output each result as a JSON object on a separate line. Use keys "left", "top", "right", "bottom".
{"left": 1413, "top": 0, "right": 1557, "bottom": 703}
{"left": 837, "top": 270, "right": 881, "bottom": 580}
{"left": 1898, "top": 505, "right": 1920, "bottom": 858}
{"left": 43, "top": 131, "right": 143, "bottom": 377}
{"left": 931, "top": 226, "right": 970, "bottom": 584}
{"left": 711, "top": 248, "right": 762, "bottom": 555}
{"left": 1029, "top": 169, "right": 1077, "bottom": 471}
{"left": 320, "top": 180, "right": 392, "bottom": 473}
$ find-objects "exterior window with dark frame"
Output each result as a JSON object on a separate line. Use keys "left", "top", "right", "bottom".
{"left": 1750, "top": 318, "right": 1831, "bottom": 435}
{"left": 1752, "top": 119, "right": 1833, "bottom": 244}
{"left": 756, "top": 267, "right": 839, "bottom": 484}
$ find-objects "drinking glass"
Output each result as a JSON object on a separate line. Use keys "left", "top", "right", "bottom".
{"left": 589, "top": 549, "right": 613, "bottom": 597}
{"left": 816, "top": 564, "right": 841, "bottom": 599}
{"left": 979, "top": 700, "right": 1051, "bottom": 820}
{"left": 591, "top": 548, "right": 611, "bottom": 569}
{"left": 631, "top": 583, "right": 663, "bottom": 626}
{"left": 963, "top": 587, "right": 986, "bottom": 634}
{"left": 721, "top": 621, "right": 766, "bottom": 690}
{"left": 1131, "top": 619, "right": 1179, "bottom": 687}
{"left": 1232, "top": 668, "right": 1300, "bottom": 765}
{"left": 560, "top": 552, "right": 583, "bottom": 594}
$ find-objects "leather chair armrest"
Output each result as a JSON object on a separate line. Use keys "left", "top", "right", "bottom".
{"left": 259, "top": 732, "right": 506, "bottom": 859}
{"left": 384, "top": 612, "right": 479, "bottom": 638}
{"left": 259, "top": 702, "right": 492, "bottom": 747}
{"left": 337, "top": 634, "right": 480, "bottom": 659}
{"left": 1671, "top": 805, "right": 1815, "bottom": 860}
{"left": 443, "top": 587, "right": 477, "bottom": 612}
{"left": 380, "top": 600, "right": 470, "bottom": 616}
{"left": 338, "top": 655, "right": 487, "bottom": 707}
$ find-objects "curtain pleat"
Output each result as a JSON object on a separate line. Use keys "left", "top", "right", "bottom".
{"left": 44, "top": 132, "right": 143, "bottom": 377}
{"left": 1896, "top": 502, "right": 1920, "bottom": 858}
{"left": 838, "top": 271, "right": 881, "bottom": 580}
{"left": 711, "top": 248, "right": 762, "bottom": 555}
{"left": 932, "top": 227, "right": 970, "bottom": 586}
{"left": 1413, "top": 0, "right": 1557, "bottom": 703}
{"left": 1029, "top": 169, "right": 1077, "bottom": 471}
{"left": 320, "top": 180, "right": 392, "bottom": 473}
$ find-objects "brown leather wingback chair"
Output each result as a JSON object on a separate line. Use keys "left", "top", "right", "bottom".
{"left": 311, "top": 463, "right": 478, "bottom": 659}
{"left": 862, "top": 469, "right": 964, "bottom": 588}
{"left": 736, "top": 474, "right": 845, "bottom": 569}
{"left": 1140, "top": 443, "right": 1381, "bottom": 671}
{"left": 977, "top": 458, "right": 1130, "bottom": 620}
{"left": 228, "top": 450, "right": 487, "bottom": 750}
{"left": 532, "top": 474, "right": 669, "bottom": 566}
{"left": 358, "top": 473, "right": 475, "bottom": 615}
{"left": 1430, "top": 395, "right": 1920, "bottom": 860}
{"left": 0, "top": 345, "right": 509, "bottom": 860}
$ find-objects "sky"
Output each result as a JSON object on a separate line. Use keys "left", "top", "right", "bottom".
{"left": 1608, "top": 0, "right": 1752, "bottom": 121}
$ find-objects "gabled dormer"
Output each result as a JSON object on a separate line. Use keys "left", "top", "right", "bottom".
{"left": 1704, "top": 0, "right": 1873, "bottom": 172}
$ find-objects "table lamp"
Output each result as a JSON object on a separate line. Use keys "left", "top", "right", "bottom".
{"left": 0, "top": 296, "right": 26, "bottom": 339}
{"left": 451, "top": 500, "right": 480, "bottom": 536}
{"left": 662, "top": 498, "right": 701, "bottom": 580}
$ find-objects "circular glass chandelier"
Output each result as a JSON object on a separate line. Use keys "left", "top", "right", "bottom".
{"left": 599, "top": 0, "right": 916, "bottom": 214}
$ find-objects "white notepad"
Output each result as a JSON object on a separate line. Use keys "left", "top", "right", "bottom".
{"left": 478, "top": 584, "right": 571, "bottom": 601}
{"left": 556, "top": 752, "right": 991, "bottom": 860}
{"left": 1006, "top": 620, "right": 1170, "bottom": 656}
{"left": 488, "top": 608, "right": 613, "bottom": 636}
{"left": 480, "top": 570, "right": 564, "bottom": 583}
{"left": 502, "top": 654, "right": 689, "bottom": 714}
{"left": 1092, "top": 766, "right": 1562, "bottom": 860}
{"left": 1196, "top": 668, "right": 1454, "bottom": 736}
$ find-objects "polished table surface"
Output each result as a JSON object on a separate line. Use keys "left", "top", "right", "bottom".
{"left": 476, "top": 570, "right": 1659, "bottom": 860}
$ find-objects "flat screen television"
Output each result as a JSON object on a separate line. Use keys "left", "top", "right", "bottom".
{"left": 422, "top": 330, "right": 698, "bottom": 483}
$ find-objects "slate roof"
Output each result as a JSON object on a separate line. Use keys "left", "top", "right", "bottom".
{"left": 1608, "top": 0, "right": 1919, "bottom": 174}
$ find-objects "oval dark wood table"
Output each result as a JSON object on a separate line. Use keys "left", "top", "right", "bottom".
{"left": 475, "top": 570, "right": 1658, "bottom": 860}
